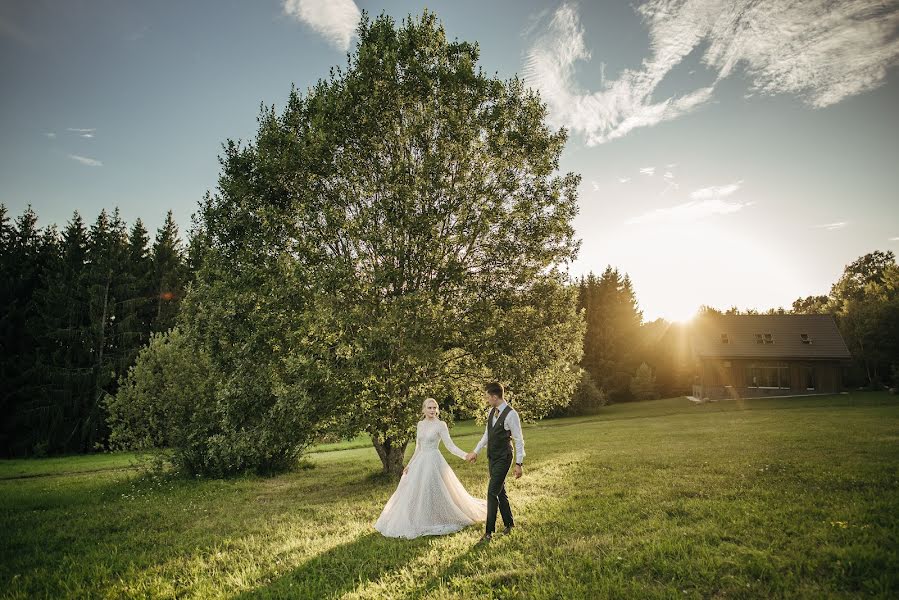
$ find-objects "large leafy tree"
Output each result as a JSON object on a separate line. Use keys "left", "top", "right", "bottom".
{"left": 789, "top": 250, "right": 898, "bottom": 387}
{"left": 833, "top": 254, "right": 899, "bottom": 387}
{"left": 180, "top": 10, "right": 584, "bottom": 476}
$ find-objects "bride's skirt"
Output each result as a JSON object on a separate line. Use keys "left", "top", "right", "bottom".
{"left": 374, "top": 449, "right": 488, "bottom": 539}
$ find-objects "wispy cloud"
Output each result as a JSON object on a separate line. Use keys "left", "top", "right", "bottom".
{"left": 523, "top": 1, "right": 899, "bottom": 145}
{"left": 639, "top": 167, "right": 655, "bottom": 176}
{"left": 591, "top": 181, "right": 600, "bottom": 191}
{"left": 67, "top": 128, "right": 95, "bottom": 133}
{"left": 81, "top": 133, "right": 94, "bottom": 138}
{"left": 283, "top": 0, "right": 360, "bottom": 52}
{"left": 627, "top": 198, "right": 752, "bottom": 225}
{"left": 44, "top": 132, "right": 56, "bottom": 138}
{"left": 68, "top": 154, "right": 102, "bottom": 167}
{"left": 816, "top": 222, "right": 847, "bottom": 230}
{"left": 618, "top": 177, "right": 631, "bottom": 184}
{"left": 889, "top": 236, "right": 899, "bottom": 241}
{"left": 690, "top": 181, "right": 742, "bottom": 199}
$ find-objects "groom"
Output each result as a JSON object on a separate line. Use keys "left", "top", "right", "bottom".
{"left": 466, "top": 382, "right": 525, "bottom": 543}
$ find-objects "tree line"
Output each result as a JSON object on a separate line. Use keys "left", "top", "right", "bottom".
{"left": 4, "top": 209, "right": 896, "bottom": 462}
{"left": 566, "top": 250, "right": 899, "bottom": 413}
{"left": 0, "top": 204, "right": 191, "bottom": 457}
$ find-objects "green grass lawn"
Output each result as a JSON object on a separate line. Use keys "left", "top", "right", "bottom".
{"left": 1, "top": 393, "right": 897, "bottom": 599}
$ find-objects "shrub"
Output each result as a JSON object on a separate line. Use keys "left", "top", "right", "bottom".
{"left": 553, "top": 370, "right": 607, "bottom": 416}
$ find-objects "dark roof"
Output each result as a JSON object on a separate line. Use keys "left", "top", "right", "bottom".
{"left": 690, "top": 314, "right": 852, "bottom": 360}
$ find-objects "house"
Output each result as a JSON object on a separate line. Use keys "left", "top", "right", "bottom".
{"left": 689, "top": 314, "right": 852, "bottom": 401}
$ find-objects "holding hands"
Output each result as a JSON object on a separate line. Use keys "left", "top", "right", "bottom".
{"left": 465, "top": 452, "right": 477, "bottom": 463}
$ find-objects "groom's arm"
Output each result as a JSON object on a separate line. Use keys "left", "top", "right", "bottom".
{"left": 471, "top": 421, "right": 489, "bottom": 455}
{"left": 507, "top": 411, "right": 525, "bottom": 465}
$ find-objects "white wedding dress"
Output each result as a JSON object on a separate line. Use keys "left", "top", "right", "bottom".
{"left": 374, "top": 418, "right": 488, "bottom": 538}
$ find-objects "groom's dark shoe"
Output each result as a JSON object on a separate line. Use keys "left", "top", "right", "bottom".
{"left": 476, "top": 533, "right": 492, "bottom": 545}
{"left": 500, "top": 525, "right": 513, "bottom": 536}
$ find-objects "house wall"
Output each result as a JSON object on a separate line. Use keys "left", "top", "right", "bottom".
{"left": 696, "top": 359, "right": 843, "bottom": 400}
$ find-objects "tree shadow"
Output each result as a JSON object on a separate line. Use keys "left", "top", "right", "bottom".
{"left": 233, "top": 531, "right": 438, "bottom": 599}
{"left": 405, "top": 539, "right": 491, "bottom": 599}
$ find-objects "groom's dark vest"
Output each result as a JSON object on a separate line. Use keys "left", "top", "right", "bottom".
{"left": 486, "top": 404, "right": 514, "bottom": 462}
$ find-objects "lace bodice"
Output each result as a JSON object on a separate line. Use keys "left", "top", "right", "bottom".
{"left": 410, "top": 419, "right": 467, "bottom": 458}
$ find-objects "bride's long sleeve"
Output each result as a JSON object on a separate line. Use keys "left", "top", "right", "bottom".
{"left": 405, "top": 423, "right": 422, "bottom": 470}
{"left": 438, "top": 421, "right": 469, "bottom": 460}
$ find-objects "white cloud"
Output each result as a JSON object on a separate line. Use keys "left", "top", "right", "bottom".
{"left": 44, "top": 132, "right": 56, "bottom": 138}
{"left": 627, "top": 198, "right": 752, "bottom": 224}
{"left": 816, "top": 222, "right": 847, "bottom": 230}
{"left": 663, "top": 171, "right": 674, "bottom": 180}
{"left": 690, "top": 181, "right": 742, "bottom": 199}
{"left": 523, "top": 1, "right": 899, "bottom": 145}
{"left": 890, "top": 236, "right": 899, "bottom": 241}
{"left": 68, "top": 154, "right": 102, "bottom": 167}
{"left": 81, "top": 133, "right": 94, "bottom": 138}
{"left": 591, "top": 181, "right": 600, "bottom": 191}
{"left": 618, "top": 177, "right": 631, "bottom": 184}
{"left": 67, "top": 128, "right": 95, "bottom": 133}
{"left": 639, "top": 167, "right": 655, "bottom": 176}
{"left": 283, "top": 0, "right": 360, "bottom": 52}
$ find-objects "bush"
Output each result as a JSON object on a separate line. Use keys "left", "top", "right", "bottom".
{"left": 553, "top": 370, "right": 607, "bottom": 417}
{"left": 104, "top": 327, "right": 213, "bottom": 452}
{"left": 104, "top": 325, "right": 319, "bottom": 477}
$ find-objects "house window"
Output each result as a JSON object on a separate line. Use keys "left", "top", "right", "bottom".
{"left": 746, "top": 362, "right": 790, "bottom": 389}
{"left": 721, "top": 333, "right": 729, "bottom": 344}
{"left": 800, "top": 333, "right": 812, "bottom": 344}
{"left": 763, "top": 333, "right": 774, "bottom": 344}
{"left": 801, "top": 366, "right": 817, "bottom": 390}
{"left": 755, "top": 334, "right": 764, "bottom": 344}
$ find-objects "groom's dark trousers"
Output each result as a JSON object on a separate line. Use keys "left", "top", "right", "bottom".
{"left": 486, "top": 405, "right": 515, "bottom": 535}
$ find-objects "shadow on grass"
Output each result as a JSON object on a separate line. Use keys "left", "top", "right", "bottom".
{"left": 233, "top": 531, "right": 438, "bottom": 599}
{"left": 405, "top": 539, "right": 490, "bottom": 599}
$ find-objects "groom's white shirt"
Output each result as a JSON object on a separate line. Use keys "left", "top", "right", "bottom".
{"left": 473, "top": 401, "right": 525, "bottom": 464}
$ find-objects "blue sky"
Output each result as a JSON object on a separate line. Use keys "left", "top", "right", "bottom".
{"left": 1, "top": 0, "right": 897, "bottom": 320}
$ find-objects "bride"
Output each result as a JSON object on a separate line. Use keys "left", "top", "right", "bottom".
{"left": 374, "top": 398, "right": 487, "bottom": 538}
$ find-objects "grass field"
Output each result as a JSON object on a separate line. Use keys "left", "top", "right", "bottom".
{"left": 1, "top": 393, "right": 897, "bottom": 599}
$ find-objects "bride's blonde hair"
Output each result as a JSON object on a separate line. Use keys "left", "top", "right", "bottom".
{"left": 420, "top": 397, "right": 439, "bottom": 420}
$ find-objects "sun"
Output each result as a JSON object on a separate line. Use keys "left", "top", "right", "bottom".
{"left": 580, "top": 219, "right": 805, "bottom": 323}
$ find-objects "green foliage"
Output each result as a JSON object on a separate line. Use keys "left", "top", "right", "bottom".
{"left": 150, "top": 210, "right": 188, "bottom": 333}
{"left": 105, "top": 327, "right": 212, "bottom": 452}
{"left": 551, "top": 369, "right": 606, "bottom": 416}
{"left": 830, "top": 250, "right": 895, "bottom": 305}
{"left": 791, "top": 294, "right": 830, "bottom": 314}
{"left": 0, "top": 203, "right": 191, "bottom": 458}
{"left": 629, "top": 361, "right": 658, "bottom": 400}
{"left": 175, "top": 9, "right": 584, "bottom": 476}
{"left": 789, "top": 250, "right": 899, "bottom": 387}
{"left": 578, "top": 267, "right": 643, "bottom": 401}
{"left": 837, "top": 261, "right": 899, "bottom": 387}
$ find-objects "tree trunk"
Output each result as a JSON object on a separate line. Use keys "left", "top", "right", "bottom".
{"left": 372, "top": 437, "right": 407, "bottom": 477}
